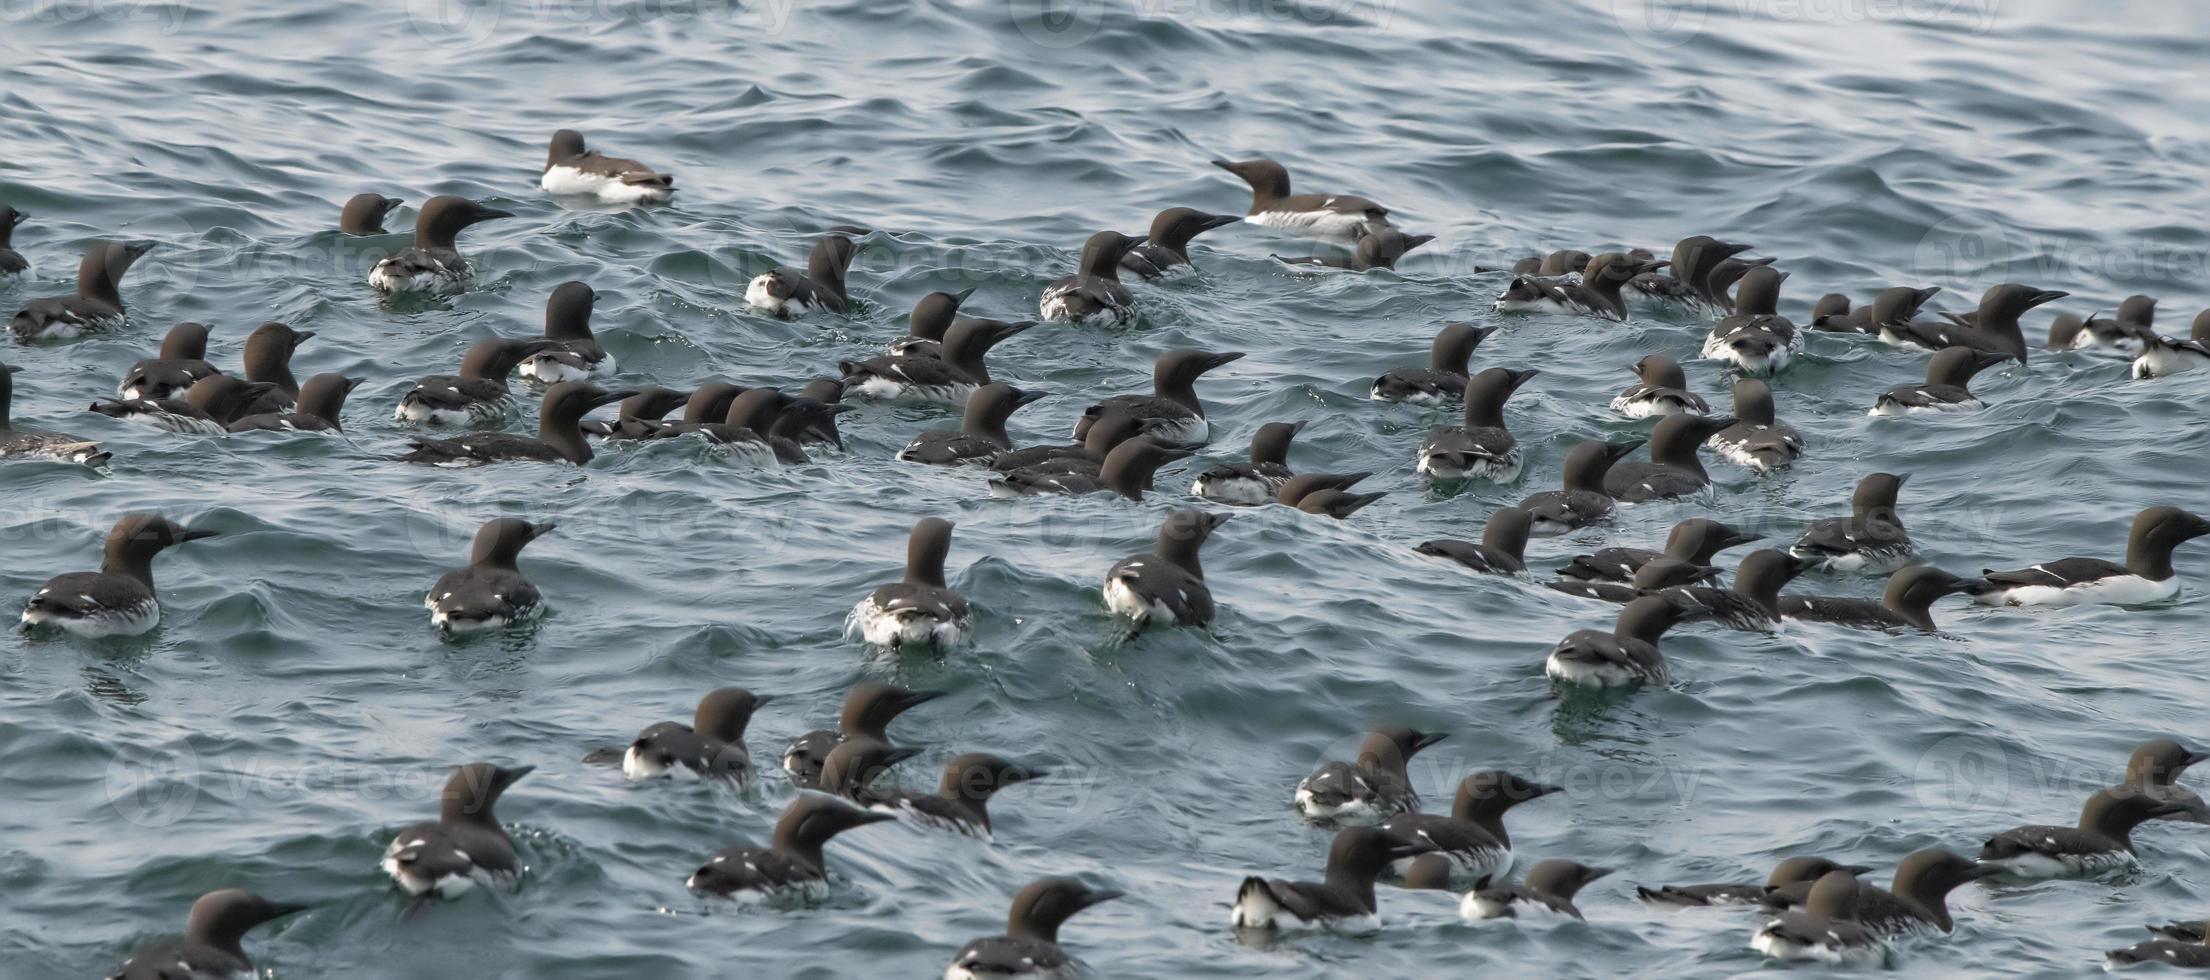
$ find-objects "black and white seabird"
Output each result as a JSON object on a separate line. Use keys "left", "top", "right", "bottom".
{"left": 1638, "top": 855, "right": 1871, "bottom": 909}
{"left": 1104, "top": 509, "right": 1226, "bottom": 628}
{"left": 1210, "top": 157, "right": 1389, "bottom": 245}
{"left": 1279, "top": 473, "right": 1386, "bottom": 519}
{"left": 1708, "top": 378, "right": 1803, "bottom": 473}
{"left": 2050, "top": 295, "right": 2158, "bottom": 356}
{"left": 1885, "top": 283, "right": 2067, "bottom": 361}
{"left": 1121, "top": 207, "right": 1239, "bottom": 280}
{"left": 231, "top": 321, "right": 315, "bottom": 416}
{"left": 228, "top": 373, "right": 360, "bottom": 433}
{"left": 890, "top": 288, "right": 977, "bottom": 357}
{"left": 1704, "top": 256, "right": 1776, "bottom": 313}
{"left": 853, "top": 750, "right": 1046, "bottom": 837}
{"left": 899, "top": 384, "right": 1048, "bottom": 465}
{"left": 1701, "top": 267, "right": 1799, "bottom": 375}
{"left": 399, "top": 382, "right": 634, "bottom": 466}
{"left": 1275, "top": 225, "right": 1434, "bottom": 271}
{"left": 2133, "top": 309, "right": 2210, "bottom": 380}
{"left": 1039, "top": 231, "right": 1144, "bottom": 323}
{"left": 395, "top": 337, "right": 553, "bottom": 425}
{"left": 1071, "top": 348, "right": 1244, "bottom": 447}
{"left": 2120, "top": 739, "right": 2210, "bottom": 825}
{"left": 945, "top": 878, "right": 1120, "bottom": 980}
{"left": 0, "top": 364, "right": 110, "bottom": 466}
{"left": 994, "top": 435, "right": 1192, "bottom": 500}
{"left": 1191, "top": 420, "right": 1303, "bottom": 504}
{"left": 1602, "top": 412, "right": 1738, "bottom": 502}
{"left": 781, "top": 681, "right": 944, "bottom": 789}
{"left": 1871, "top": 346, "right": 2008, "bottom": 415}
{"left": 1559, "top": 517, "right": 1759, "bottom": 583}
{"left": 698, "top": 392, "right": 850, "bottom": 464}
{"left": 1791, "top": 472, "right": 1914, "bottom": 573}
{"left": 382, "top": 762, "right": 534, "bottom": 899}
{"left": 1230, "top": 826, "right": 1433, "bottom": 932}
{"left": 1838, "top": 285, "right": 1944, "bottom": 339}
{"left": 1544, "top": 595, "right": 1685, "bottom": 688}
{"left": 368, "top": 196, "right": 511, "bottom": 294}
{"left": 340, "top": 193, "right": 404, "bottom": 235}
{"left": 540, "top": 129, "right": 675, "bottom": 203}
{"left": 747, "top": 233, "right": 860, "bottom": 317}
{"left": 1495, "top": 252, "right": 1664, "bottom": 321}
{"left": 988, "top": 411, "right": 1144, "bottom": 483}
{"left": 0, "top": 204, "right": 27, "bottom": 276}
{"left": 596, "top": 687, "right": 771, "bottom": 785}
{"left": 1546, "top": 555, "right": 1721, "bottom": 604}
{"left": 1979, "top": 788, "right": 2187, "bottom": 878}
{"left": 10, "top": 240, "right": 156, "bottom": 340}
{"left": 425, "top": 518, "right": 552, "bottom": 633}
{"left": 688, "top": 795, "right": 895, "bottom": 900}
{"left": 90, "top": 374, "right": 277, "bottom": 434}
{"left": 1415, "top": 506, "right": 1534, "bottom": 575}
{"left": 1372, "top": 323, "right": 1497, "bottom": 404}
{"left": 1846, "top": 849, "right": 1992, "bottom": 935}
{"left": 1414, "top": 367, "right": 1539, "bottom": 481}
{"left": 1653, "top": 549, "right": 1811, "bottom": 632}
{"left": 517, "top": 281, "right": 616, "bottom": 383}
{"left": 2106, "top": 938, "right": 2210, "bottom": 970}
{"left": 1461, "top": 859, "right": 1615, "bottom": 921}
{"left": 21, "top": 515, "right": 215, "bottom": 637}
{"left": 118, "top": 322, "right": 219, "bottom": 400}
{"left": 841, "top": 316, "right": 1037, "bottom": 403}
{"left": 1749, "top": 869, "right": 1887, "bottom": 964}
{"left": 1382, "top": 770, "right": 1561, "bottom": 888}
{"left": 580, "top": 385, "right": 690, "bottom": 440}
{"left": 1971, "top": 506, "right": 2210, "bottom": 607}
{"left": 1631, "top": 235, "right": 1751, "bottom": 308}
{"left": 852, "top": 517, "right": 972, "bottom": 650}
{"left": 1780, "top": 565, "right": 1979, "bottom": 632}
{"left": 106, "top": 889, "right": 305, "bottom": 980}
{"left": 1294, "top": 726, "right": 1447, "bottom": 827}
{"left": 646, "top": 381, "right": 748, "bottom": 440}
{"left": 1611, "top": 353, "right": 1708, "bottom": 418}
{"left": 1516, "top": 439, "right": 1641, "bottom": 535}
{"left": 1809, "top": 292, "right": 1856, "bottom": 331}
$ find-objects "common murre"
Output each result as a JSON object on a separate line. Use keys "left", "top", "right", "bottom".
{"left": 1210, "top": 157, "right": 1391, "bottom": 245}
{"left": 424, "top": 518, "right": 553, "bottom": 634}
{"left": 381, "top": 762, "right": 534, "bottom": 900}
{"left": 540, "top": 128, "right": 675, "bottom": 203}
{"left": 1104, "top": 508, "right": 1228, "bottom": 629}
{"left": 368, "top": 196, "right": 511, "bottom": 294}
{"left": 1414, "top": 367, "right": 1540, "bottom": 482}
{"left": 1039, "top": 231, "right": 1145, "bottom": 323}
{"left": 1516, "top": 439, "right": 1641, "bottom": 535}
{"left": 10, "top": 239, "right": 156, "bottom": 339}
{"left": 747, "top": 233, "right": 860, "bottom": 317}
{"left": 1969, "top": 505, "right": 2210, "bottom": 608}
{"left": 1294, "top": 726, "right": 1447, "bottom": 828}
{"left": 1372, "top": 323, "right": 1498, "bottom": 404}
{"left": 945, "top": 878, "right": 1121, "bottom": 980}
{"left": 851, "top": 517, "right": 972, "bottom": 651}
{"left": 20, "top": 515, "right": 216, "bottom": 637}
{"left": 1415, "top": 506, "right": 1534, "bottom": 576}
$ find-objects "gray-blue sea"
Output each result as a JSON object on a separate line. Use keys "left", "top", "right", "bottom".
{"left": 4, "top": 0, "right": 2209, "bottom": 975}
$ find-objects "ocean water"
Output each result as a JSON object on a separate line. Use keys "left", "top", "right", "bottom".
{"left": 4, "top": 0, "right": 2209, "bottom": 975}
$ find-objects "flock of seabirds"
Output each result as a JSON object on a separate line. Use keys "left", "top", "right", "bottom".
{"left": 5, "top": 129, "right": 2210, "bottom": 977}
